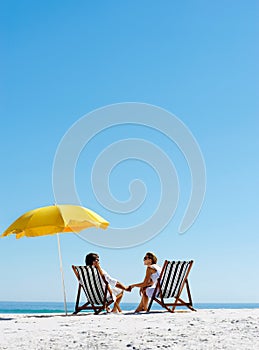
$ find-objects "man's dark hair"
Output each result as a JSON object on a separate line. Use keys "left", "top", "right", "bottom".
{"left": 85, "top": 253, "right": 99, "bottom": 266}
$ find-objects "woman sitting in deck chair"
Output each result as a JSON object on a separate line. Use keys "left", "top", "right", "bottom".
{"left": 128, "top": 252, "right": 162, "bottom": 312}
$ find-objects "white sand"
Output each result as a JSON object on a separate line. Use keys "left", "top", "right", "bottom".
{"left": 0, "top": 309, "right": 258, "bottom": 350}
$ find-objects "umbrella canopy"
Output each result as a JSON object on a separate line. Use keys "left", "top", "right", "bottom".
{"left": 1, "top": 204, "right": 109, "bottom": 239}
{"left": 1, "top": 204, "right": 109, "bottom": 315}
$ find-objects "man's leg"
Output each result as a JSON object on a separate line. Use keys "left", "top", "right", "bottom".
{"left": 112, "top": 291, "right": 123, "bottom": 313}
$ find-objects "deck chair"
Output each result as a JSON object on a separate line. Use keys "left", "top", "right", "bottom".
{"left": 72, "top": 265, "right": 114, "bottom": 315}
{"left": 147, "top": 260, "right": 196, "bottom": 313}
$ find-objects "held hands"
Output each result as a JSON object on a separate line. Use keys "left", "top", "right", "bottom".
{"left": 124, "top": 284, "right": 152, "bottom": 293}
{"left": 125, "top": 285, "right": 133, "bottom": 292}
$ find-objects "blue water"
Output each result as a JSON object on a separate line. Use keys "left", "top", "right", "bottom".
{"left": 0, "top": 301, "right": 258, "bottom": 314}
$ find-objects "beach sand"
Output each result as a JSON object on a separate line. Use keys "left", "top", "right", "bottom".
{"left": 0, "top": 309, "right": 258, "bottom": 350}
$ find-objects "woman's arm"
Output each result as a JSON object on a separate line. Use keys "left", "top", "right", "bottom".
{"left": 130, "top": 266, "right": 156, "bottom": 289}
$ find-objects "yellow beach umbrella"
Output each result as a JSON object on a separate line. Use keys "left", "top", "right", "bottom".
{"left": 1, "top": 204, "right": 109, "bottom": 238}
{"left": 1, "top": 204, "right": 109, "bottom": 314}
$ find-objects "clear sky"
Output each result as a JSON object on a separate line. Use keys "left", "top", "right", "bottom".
{"left": 1, "top": 1, "right": 258, "bottom": 304}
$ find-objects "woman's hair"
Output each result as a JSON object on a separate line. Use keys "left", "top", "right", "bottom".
{"left": 146, "top": 252, "right": 157, "bottom": 264}
{"left": 85, "top": 253, "right": 99, "bottom": 266}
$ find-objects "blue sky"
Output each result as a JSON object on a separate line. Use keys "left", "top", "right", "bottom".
{"left": 0, "top": 1, "right": 258, "bottom": 305}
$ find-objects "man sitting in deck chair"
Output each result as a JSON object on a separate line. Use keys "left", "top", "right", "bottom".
{"left": 85, "top": 252, "right": 129, "bottom": 313}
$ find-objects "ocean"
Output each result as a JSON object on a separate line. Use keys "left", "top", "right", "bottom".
{"left": 0, "top": 301, "right": 258, "bottom": 314}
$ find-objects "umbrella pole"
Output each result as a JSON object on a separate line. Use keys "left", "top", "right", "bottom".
{"left": 57, "top": 233, "right": 68, "bottom": 315}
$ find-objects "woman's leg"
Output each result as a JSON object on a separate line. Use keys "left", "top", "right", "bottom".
{"left": 135, "top": 299, "right": 144, "bottom": 312}
{"left": 135, "top": 291, "right": 149, "bottom": 312}
{"left": 141, "top": 292, "right": 149, "bottom": 311}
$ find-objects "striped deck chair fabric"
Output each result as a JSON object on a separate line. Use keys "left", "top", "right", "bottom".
{"left": 147, "top": 260, "right": 196, "bottom": 313}
{"left": 72, "top": 265, "right": 113, "bottom": 314}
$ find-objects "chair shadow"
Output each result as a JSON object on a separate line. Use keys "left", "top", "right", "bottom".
{"left": 24, "top": 313, "right": 93, "bottom": 318}
{"left": 123, "top": 310, "right": 190, "bottom": 316}
{"left": 123, "top": 310, "right": 167, "bottom": 316}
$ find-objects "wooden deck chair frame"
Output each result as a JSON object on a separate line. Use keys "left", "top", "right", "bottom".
{"left": 72, "top": 265, "right": 114, "bottom": 315}
{"left": 147, "top": 260, "right": 196, "bottom": 313}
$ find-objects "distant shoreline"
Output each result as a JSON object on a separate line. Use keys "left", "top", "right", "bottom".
{"left": 0, "top": 301, "right": 258, "bottom": 314}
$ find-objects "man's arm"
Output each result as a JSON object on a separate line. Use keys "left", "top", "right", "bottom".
{"left": 115, "top": 281, "right": 127, "bottom": 291}
{"left": 96, "top": 262, "right": 130, "bottom": 292}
